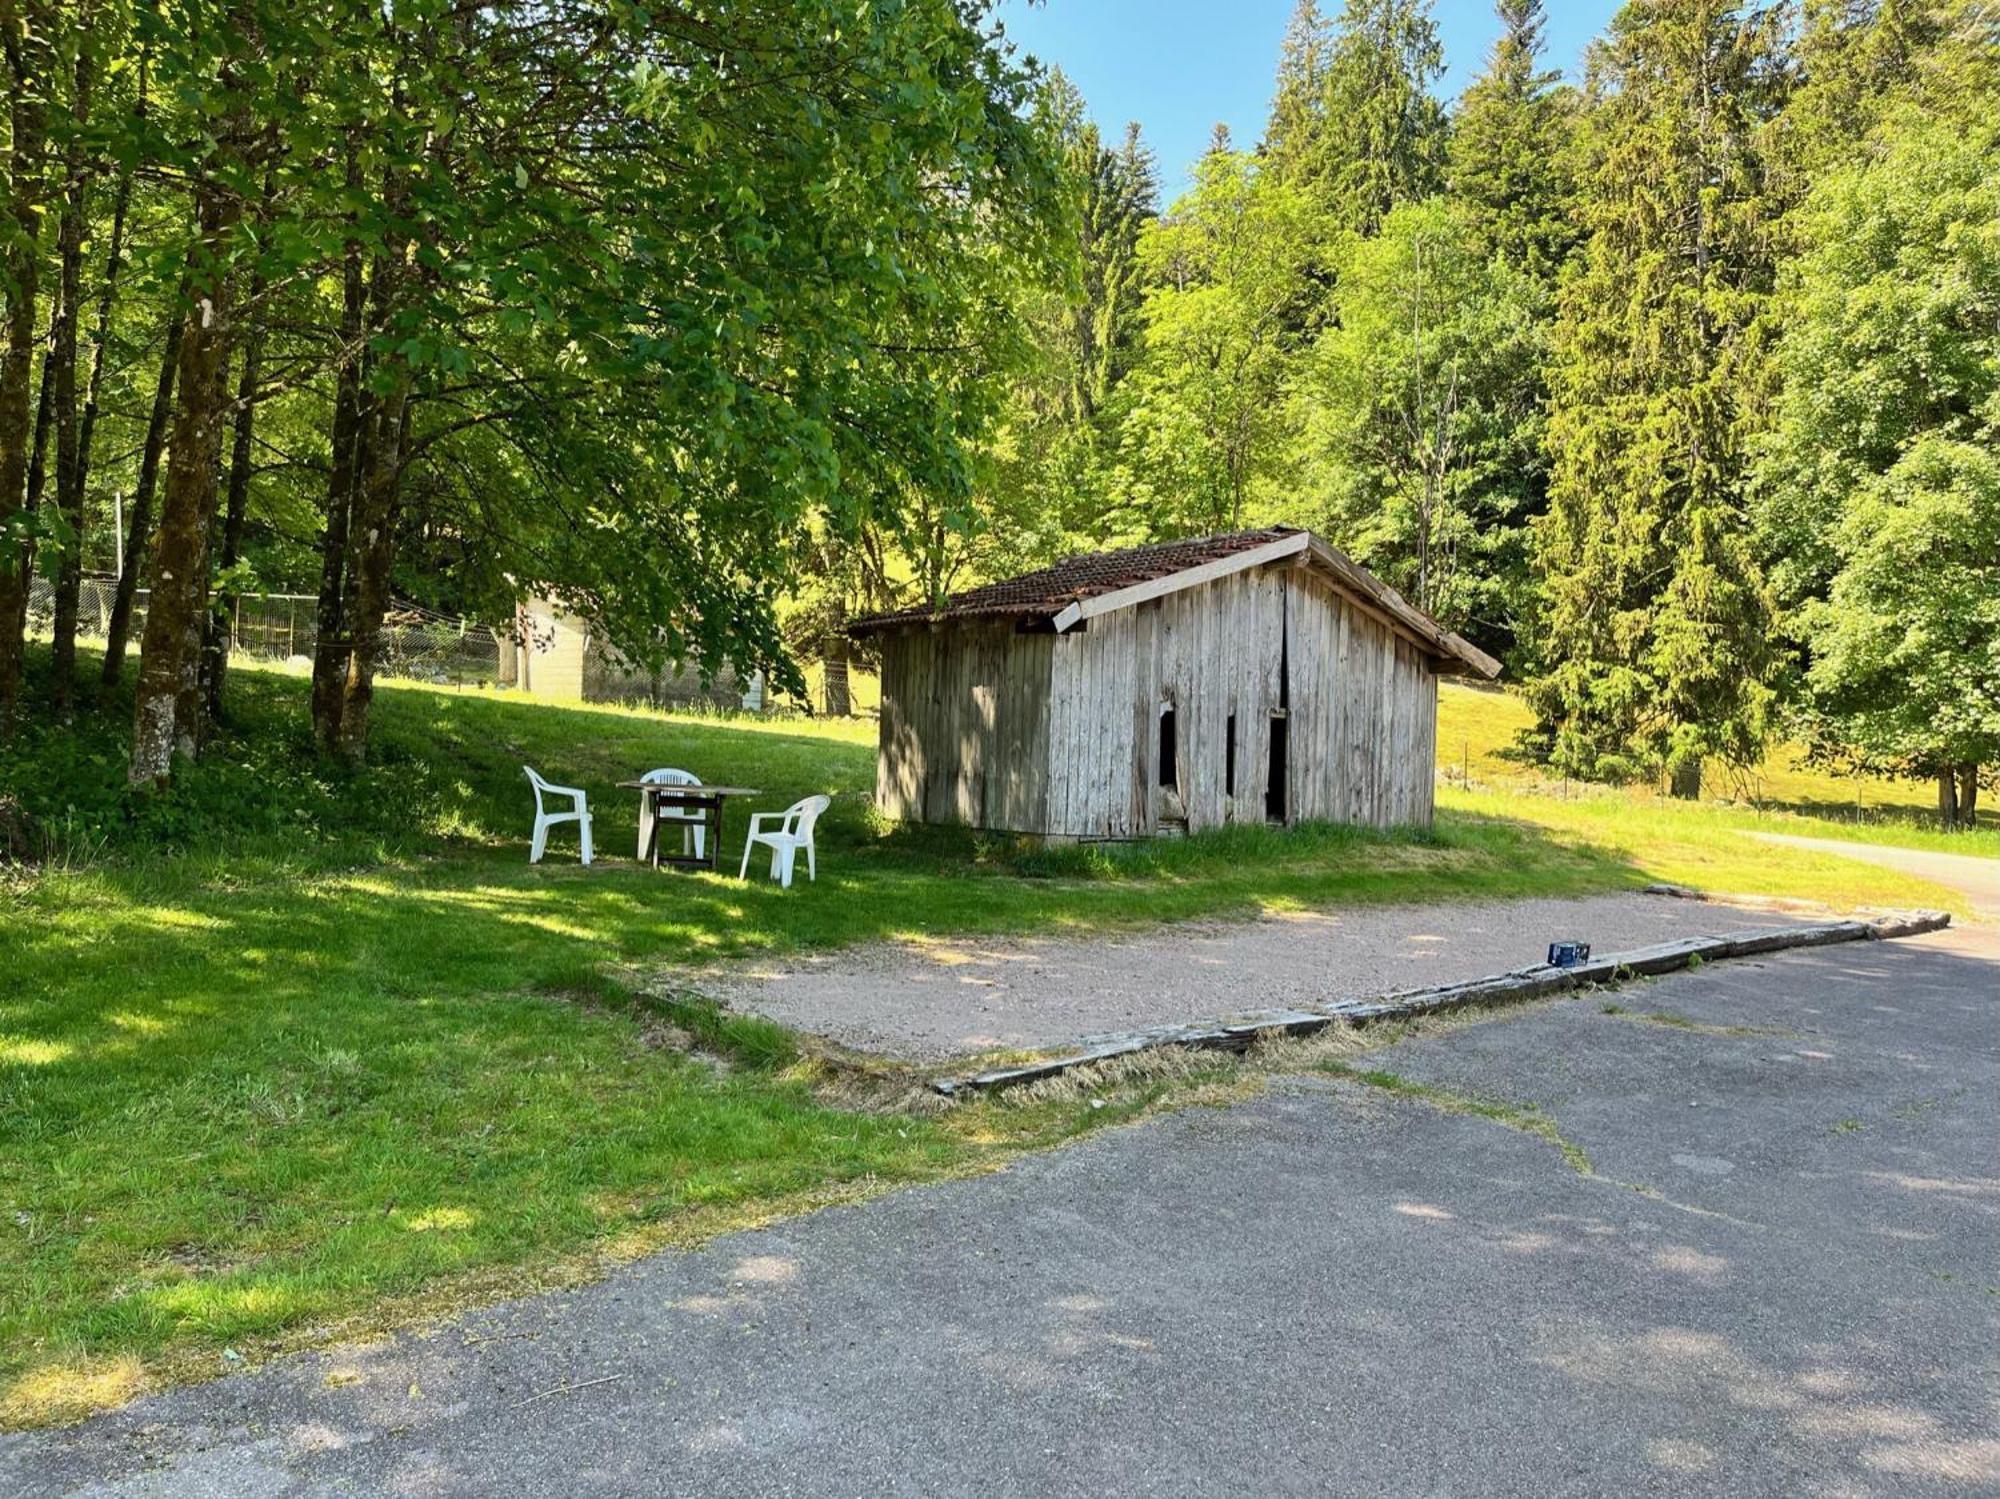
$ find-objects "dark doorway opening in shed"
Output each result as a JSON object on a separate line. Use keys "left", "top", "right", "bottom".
{"left": 1265, "top": 715, "right": 1288, "bottom": 823}
{"left": 1158, "top": 706, "right": 1178, "bottom": 790}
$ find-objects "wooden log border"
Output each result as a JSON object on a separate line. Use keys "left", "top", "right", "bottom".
{"left": 931, "top": 910, "right": 1953, "bottom": 1097}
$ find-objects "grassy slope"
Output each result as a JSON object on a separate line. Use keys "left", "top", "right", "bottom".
{"left": 1435, "top": 680, "right": 1997, "bottom": 853}
{"left": 0, "top": 656, "right": 1974, "bottom": 1425}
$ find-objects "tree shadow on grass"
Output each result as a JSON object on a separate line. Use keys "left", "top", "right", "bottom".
{"left": 0, "top": 666, "right": 1657, "bottom": 1423}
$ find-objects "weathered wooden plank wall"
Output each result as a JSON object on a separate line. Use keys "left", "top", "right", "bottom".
{"left": 1046, "top": 569, "right": 1299, "bottom": 836}
{"left": 876, "top": 623, "right": 1052, "bottom": 832}
{"left": 875, "top": 561, "right": 1443, "bottom": 836}
{"left": 1280, "top": 571, "right": 1437, "bottom": 828}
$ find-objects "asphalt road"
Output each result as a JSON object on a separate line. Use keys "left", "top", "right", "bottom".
{"left": 8, "top": 916, "right": 1995, "bottom": 1498}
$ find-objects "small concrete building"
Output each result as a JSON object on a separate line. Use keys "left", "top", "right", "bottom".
{"left": 849, "top": 527, "right": 1499, "bottom": 839}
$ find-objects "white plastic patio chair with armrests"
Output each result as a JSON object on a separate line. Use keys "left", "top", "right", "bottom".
{"left": 738, "top": 794, "right": 830, "bottom": 888}
{"left": 523, "top": 765, "right": 593, "bottom": 865}
{"left": 637, "top": 767, "right": 706, "bottom": 862}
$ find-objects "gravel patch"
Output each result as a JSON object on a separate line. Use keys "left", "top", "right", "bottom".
{"left": 684, "top": 892, "right": 1822, "bottom": 1059}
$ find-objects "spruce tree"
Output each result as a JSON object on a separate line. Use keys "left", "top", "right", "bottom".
{"left": 1315, "top": 0, "right": 1448, "bottom": 235}
{"left": 1088, "top": 124, "right": 1159, "bottom": 411}
{"left": 1423, "top": 0, "right": 1579, "bottom": 661}
{"left": 1447, "top": 0, "right": 1577, "bottom": 277}
{"left": 1265, "top": 0, "right": 1331, "bottom": 179}
{"left": 1529, "top": 0, "right": 1788, "bottom": 796}
{"left": 980, "top": 79, "right": 1160, "bottom": 570}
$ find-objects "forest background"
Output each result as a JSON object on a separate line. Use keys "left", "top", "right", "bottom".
{"left": 0, "top": 0, "right": 1993, "bottom": 818}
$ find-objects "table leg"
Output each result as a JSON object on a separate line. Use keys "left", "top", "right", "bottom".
{"left": 706, "top": 799, "right": 724, "bottom": 872}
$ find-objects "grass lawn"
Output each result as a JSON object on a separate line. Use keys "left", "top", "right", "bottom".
{"left": 0, "top": 651, "right": 1978, "bottom": 1427}
{"left": 1435, "top": 679, "right": 1997, "bottom": 853}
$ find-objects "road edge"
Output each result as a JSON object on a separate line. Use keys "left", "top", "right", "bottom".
{"left": 934, "top": 909, "right": 1953, "bottom": 1097}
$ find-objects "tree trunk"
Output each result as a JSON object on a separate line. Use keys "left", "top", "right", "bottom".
{"left": 309, "top": 402, "right": 358, "bottom": 752}
{"left": 172, "top": 565, "right": 209, "bottom": 752}
{"left": 17, "top": 312, "right": 54, "bottom": 633}
{"left": 1936, "top": 767, "right": 1960, "bottom": 830}
{"left": 0, "top": 10, "right": 47, "bottom": 732}
{"left": 1669, "top": 759, "right": 1702, "bottom": 801}
{"left": 71, "top": 129, "right": 132, "bottom": 638}
{"left": 1954, "top": 764, "right": 1978, "bottom": 828}
{"left": 130, "top": 217, "right": 243, "bottom": 782}
{"left": 201, "top": 284, "right": 264, "bottom": 723}
{"left": 334, "top": 385, "right": 409, "bottom": 766}
{"left": 46, "top": 26, "right": 94, "bottom": 719}
{"left": 101, "top": 310, "right": 180, "bottom": 686}
{"left": 75, "top": 77, "right": 133, "bottom": 511}
{"left": 310, "top": 168, "right": 367, "bottom": 754}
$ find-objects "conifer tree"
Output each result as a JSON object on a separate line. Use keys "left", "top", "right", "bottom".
{"left": 1401, "top": 0, "right": 1578, "bottom": 660}
{"left": 1265, "top": 0, "right": 1331, "bottom": 178}
{"left": 1529, "top": 0, "right": 1788, "bottom": 796}
{"left": 1314, "top": 0, "right": 1448, "bottom": 235}
{"left": 1262, "top": 0, "right": 1445, "bottom": 336}
{"left": 1447, "top": 0, "right": 1577, "bottom": 277}
{"left": 1076, "top": 119, "right": 1158, "bottom": 419}
{"left": 978, "top": 77, "right": 1159, "bottom": 571}
{"left": 1767, "top": 0, "right": 1944, "bottom": 196}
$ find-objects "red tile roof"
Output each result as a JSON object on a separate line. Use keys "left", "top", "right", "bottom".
{"left": 848, "top": 527, "right": 1304, "bottom": 634}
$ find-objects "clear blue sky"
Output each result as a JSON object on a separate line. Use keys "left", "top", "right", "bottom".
{"left": 993, "top": 0, "right": 1623, "bottom": 195}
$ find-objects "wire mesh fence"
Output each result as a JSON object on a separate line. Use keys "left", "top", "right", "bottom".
{"left": 26, "top": 576, "right": 507, "bottom": 687}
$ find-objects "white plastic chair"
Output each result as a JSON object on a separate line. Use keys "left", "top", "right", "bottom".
{"left": 738, "top": 794, "right": 830, "bottom": 888}
{"left": 637, "top": 767, "right": 705, "bottom": 863}
{"left": 524, "top": 766, "right": 593, "bottom": 865}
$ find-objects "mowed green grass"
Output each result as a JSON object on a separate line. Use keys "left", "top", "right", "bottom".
{"left": 0, "top": 653, "right": 1972, "bottom": 1426}
{"left": 1436, "top": 680, "right": 1997, "bottom": 853}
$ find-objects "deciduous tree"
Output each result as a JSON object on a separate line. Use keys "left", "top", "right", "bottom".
{"left": 1292, "top": 197, "right": 1544, "bottom": 642}
{"left": 1117, "top": 149, "right": 1316, "bottom": 534}
{"left": 1754, "top": 109, "right": 1998, "bottom": 821}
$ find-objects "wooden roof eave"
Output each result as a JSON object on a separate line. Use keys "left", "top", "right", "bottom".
{"left": 1297, "top": 538, "right": 1502, "bottom": 679}
{"left": 848, "top": 611, "right": 1055, "bottom": 639}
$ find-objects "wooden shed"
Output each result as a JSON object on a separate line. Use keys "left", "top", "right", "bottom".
{"left": 849, "top": 527, "right": 1500, "bottom": 839}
